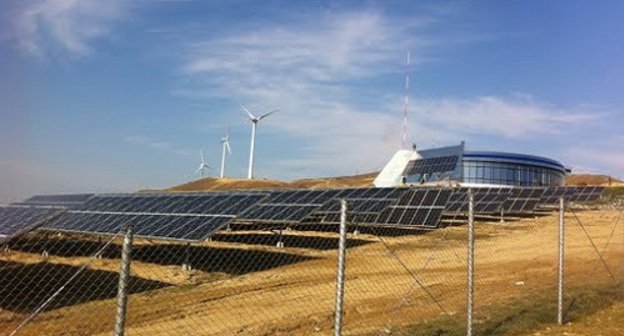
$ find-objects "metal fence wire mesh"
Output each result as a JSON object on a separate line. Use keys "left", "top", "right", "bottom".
{"left": 0, "top": 186, "right": 622, "bottom": 336}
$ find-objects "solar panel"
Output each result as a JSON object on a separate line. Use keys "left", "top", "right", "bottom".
{"left": 13, "top": 194, "right": 94, "bottom": 209}
{"left": 376, "top": 188, "right": 452, "bottom": 228}
{"left": 568, "top": 186, "right": 605, "bottom": 203}
{"left": 47, "top": 212, "right": 232, "bottom": 241}
{"left": 402, "top": 156, "right": 460, "bottom": 184}
{"left": 236, "top": 189, "right": 343, "bottom": 223}
{"left": 306, "top": 188, "right": 405, "bottom": 225}
{"left": 0, "top": 205, "right": 66, "bottom": 244}
{"left": 540, "top": 186, "right": 605, "bottom": 205}
{"left": 444, "top": 188, "right": 511, "bottom": 215}
{"left": 502, "top": 188, "right": 546, "bottom": 214}
{"left": 540, "top": 186, "right": 567, "bottom": 205}
{"left": 44, "top": 192, "right": 269, "bottom": 242}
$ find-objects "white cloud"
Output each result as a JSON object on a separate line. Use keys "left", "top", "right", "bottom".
{"left": 566, "top": 145, "right": 624, "bottom": 178}
{"left": 418, "top": 96, "right": 599, "bottom": 138}
{"left": 172, "top": 9, "right": 602, "bottom": 179}
{"left": 124, "top": 135, "right": 192, "bottom": 157}
{"left": 12, "top": 0, "right": 125, "bottom": 57}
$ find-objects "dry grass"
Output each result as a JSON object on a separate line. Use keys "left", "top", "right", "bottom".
{"left": 164, "top": 172, "right": 622, "bottom": 193}
{"left": 566, "top": 174, "right": 623, "bottom": 186}
{"left": 164, "top": 172, "right": 377, "bottom": 192}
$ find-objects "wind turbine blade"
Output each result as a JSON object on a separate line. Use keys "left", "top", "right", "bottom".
{"left": 259, "top": 107, "right": 279, "bottom": 121}
{"left": 225, "top": 141, "right": 232, "bottom": 155}
{"left": 240, "top": 104, "right": 256, "bottom": 120}
{"left": 200, "top": 150, "right": 204, "bottom": 163}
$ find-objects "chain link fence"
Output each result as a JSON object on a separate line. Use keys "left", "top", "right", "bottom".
{"left": 0, "top": 188, "right": 622, "bottom": 336}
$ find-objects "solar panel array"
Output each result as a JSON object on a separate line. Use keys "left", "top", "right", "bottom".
{"left": 444, "top": 188, "right": 511, "bottom": 215}
{"left": 5, "top": 185, "right": 605, "bottom": 243}
{"left": 12, "top": 194, "right": 94, "bottom": 209}
{"left": 540, "top": 186, "right": 605, "bottom": 205}
{"left": 237, "top": 189, "right": 343, "bottom": 223}
{"left": 376, "top": 188, "right": 453, "bottom": 229}
{"left": 45, "top": 192, "right": 269, "bottom": 242}
{"left": 402, "top": 155, "right": 459, "bottom": 178}
{"left": 501, "top": 187, "right": 546, "bottom": 214}
{"left": 0, "top": 205, "right": 66, "bottom": 244}
{"left": 309, "top": 188, "right": 404, "bottom": 224}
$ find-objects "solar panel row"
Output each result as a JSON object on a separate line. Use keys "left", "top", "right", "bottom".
{"left": 308, "top": 188, "right": 404, "bottom": 225}
{"left": 502, "top": 187, "right": 546, "bottom": 213}
{"left": 376, "top": 188, "right": 452, "bottom": 228}
{"left": 445, "top": 188, "right": 511, "bottom": 214}
{"left": 12, "top": 194, "right": 94, "bottom": 209}
{"left": 540, "top": 186, "right": 605, "bottom": 205}
{"left": 42, "top": 192, "right": 270, "bottom": 242}
{"left": 4, "top": 185, "right": 604, "bottom": 243}
{"left": 0, "top": 206, "right": 66, "bottom": 244}
{"left": 46, "top": 212, "right": 231, "bottom": 241}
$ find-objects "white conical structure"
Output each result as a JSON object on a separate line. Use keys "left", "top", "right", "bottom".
{"left": 241, "top": 104, "right": 278, "bottom": 179}
{"left": 219, "top": 129, "right": 231, "bottom": 178}
{"left": 195, "top": 150, "right": 211, "bottom": 178}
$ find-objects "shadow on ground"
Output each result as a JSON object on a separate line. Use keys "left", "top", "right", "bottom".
{"left": 7, "top": 236, "right": 319, "bottom": 275}
{"left": 211, "top": 232, "right": 373, "bottom": 250}
{"left": 0, "top": 262, "right": 169, "bottom": 313}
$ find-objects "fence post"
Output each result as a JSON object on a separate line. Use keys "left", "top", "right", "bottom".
{"left": 115, "top": 225, "right": 134, "bottom": 336}
{"left": 334, "top": 199, "right": 348, "bottom": 336}
{"left": 557, "top": 196, "right": 565, "bottom": 325}
{"left": 466, "top": 189, "right": 475, "bottom": 336}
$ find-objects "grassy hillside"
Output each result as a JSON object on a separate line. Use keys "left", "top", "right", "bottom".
{"left": 166, "top": 172, "right": 377, "bottom": 192}
{"left": 164, "top": 173, "right": 622, "bottom": 192}
{"left": 566, "top": 174, "right": 623, "bottom": 186}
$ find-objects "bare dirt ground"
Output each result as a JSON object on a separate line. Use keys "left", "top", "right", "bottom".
{"left": 0, "top": 209, "right": 622, "bottom": 336}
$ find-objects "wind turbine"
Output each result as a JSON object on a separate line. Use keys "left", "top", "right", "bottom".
{"left": 195, "top": 150, "right": 211, "bottom": 178}
{"left": 241, "top": 104, "right": 279, "bottom": 179}
{"left": 219, "top": 128, "right": 232, "bottom": 178}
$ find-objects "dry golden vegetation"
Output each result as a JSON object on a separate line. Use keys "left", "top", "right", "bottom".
{"left": 163, "top": 173, "right": 621, "bottom": 193}
{"left": 565, "top": 174, "right": 623, "bottom": 186}
{"left": 166, "top": 172, "right": 377, "bottom": 192}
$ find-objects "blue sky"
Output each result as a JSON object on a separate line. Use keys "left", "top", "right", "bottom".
{"left": 1, "top": 0, "right": 623, "bottom": 201}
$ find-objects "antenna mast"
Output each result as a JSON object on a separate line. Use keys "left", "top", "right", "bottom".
{"left": 402, "top": 51, "right": 410, "bottom": 149}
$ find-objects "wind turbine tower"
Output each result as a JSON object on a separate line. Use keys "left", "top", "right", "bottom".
{"left": 219, "top": 129, "right": 231, "bottom": 178}
{"left": 241, "top": 104, "right": 278, "bottom": 179}
{"left": 195, "top": 150, "right": 211, "bottom": 178}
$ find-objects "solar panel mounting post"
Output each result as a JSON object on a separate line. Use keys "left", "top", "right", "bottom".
{"left": 466, "top": 189, "right": 475, "bottom": 336}
{"left": 114, "top": 225, "right": 134, "bottom": 336}
{"left": 183, "top": 243, "right": 192, "bottom": 271}
{"left": 557, "top": 196, "right": 565, "bottom": 325}
{"left": 333, "top": 199, "right": 348, "bottom": 336}
{"left": 276, "top": 228, "right": 284, "bottom": 249}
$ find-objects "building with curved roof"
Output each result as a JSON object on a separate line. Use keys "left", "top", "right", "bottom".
{"left": 374, "top": 142, "right": 569, "bottom": 188}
